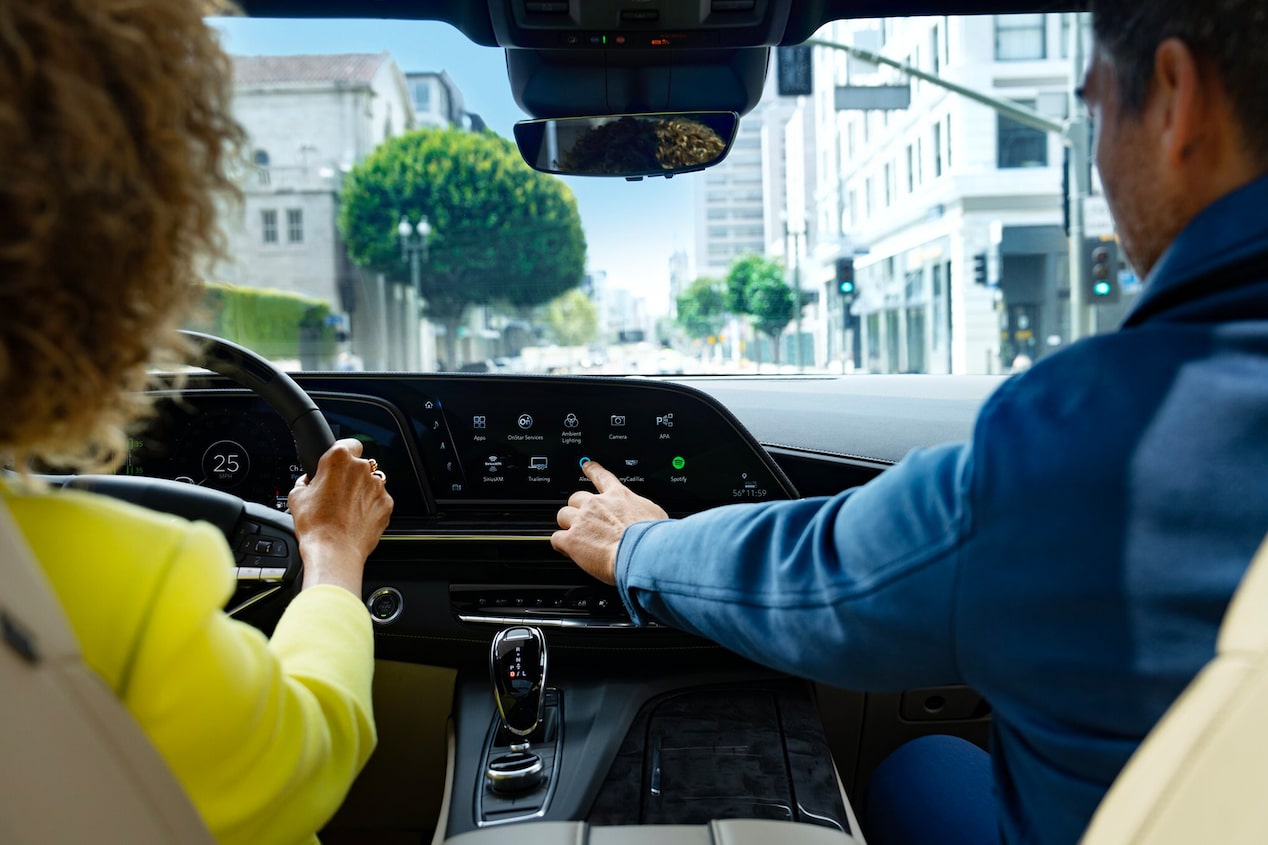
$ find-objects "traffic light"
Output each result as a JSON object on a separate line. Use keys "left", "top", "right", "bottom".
{"left": 836, "top": 257, "right": 856, "bottom": 325}
{"left": 835, "top": 257, "right": 856, "bottom": 297}
{"left": 1084, "top": 237, "right": 1120, "bottom": 304}
{"left": 972, "top": 252, "right": 988, "bottom": 286}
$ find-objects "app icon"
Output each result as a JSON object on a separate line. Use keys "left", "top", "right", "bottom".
{"left": 610, "top": 414, "right": 626, "bottom": 427}
{"left": 564, "top": 413, "right": 580, "bottom": 428}
{"left": 655, "top": 413, "right": 674, "bottom": 428}
{"left": 473, "top": 415, "right": 486, "bottom": 429}
{"left": 517, "top": 414, "right": 534, "bottom": 429}
{"left": 530, "top": 456, "right": 549, "bottom": 470}
{"left": 671, "top": 456, "right": 686, "bottom": 470}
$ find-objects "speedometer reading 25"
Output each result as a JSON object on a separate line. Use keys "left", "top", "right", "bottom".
{"left": 201, "top": 439, "right": 251, "bottom": 488}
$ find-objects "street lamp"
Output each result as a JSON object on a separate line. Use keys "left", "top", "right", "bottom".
{"left": 398, "top": 214, "right": 432, "bottom": 296}
{"left": 395, "top": 214, "right": 433, "bottom": 371}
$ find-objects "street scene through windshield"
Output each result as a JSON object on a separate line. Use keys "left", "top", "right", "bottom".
{"left": 208, "top": 13, "right": 1122, "bottom": 377}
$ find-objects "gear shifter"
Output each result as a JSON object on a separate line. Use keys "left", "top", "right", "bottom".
{"left": 490, "top": 625, "right": 547, "bottom": 736}
{"left": 486, "top": 626, "right": 548, "bottom": 794}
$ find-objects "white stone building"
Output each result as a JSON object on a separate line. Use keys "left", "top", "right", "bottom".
{"left": 218, "top": 52, "right": 416, "bottom": 369}
{"left": 802, "top": 14, "right": 1088, "bottom": 374}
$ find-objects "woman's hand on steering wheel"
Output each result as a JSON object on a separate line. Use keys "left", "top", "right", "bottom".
{"left": 287, "top": 438, "right": 394, "bottom": 596}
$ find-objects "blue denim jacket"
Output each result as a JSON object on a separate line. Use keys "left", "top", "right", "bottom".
{"left": 615, "top": 175, "right": 1268, "bottom": 844}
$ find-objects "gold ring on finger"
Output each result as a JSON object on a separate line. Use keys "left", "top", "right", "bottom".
{"left": 367, "top": 458, "right": 378, "bottom": 473}
{"left": 371, "top": 470, "right": 386, "bottom": 481}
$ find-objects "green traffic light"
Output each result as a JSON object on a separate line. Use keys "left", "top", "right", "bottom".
{"left": 1093, "top": 281, "right": 1111, "bottom": 296}
{"left": 840, "top": 281, "right": 855, "bottom": 294}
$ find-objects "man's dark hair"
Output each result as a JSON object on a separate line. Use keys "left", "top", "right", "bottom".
{"left": 1092, "top": 0, "right": 1268, "bottom": 163}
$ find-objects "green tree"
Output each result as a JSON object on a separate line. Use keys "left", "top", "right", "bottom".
{"left": 724, "top": 254, "right": 796, "bottom": 364}
{"left": 747, "top": 274, "right": 797, "bottom": 364}
{"left": 724, "top": 253, "right": 777, "bottom": 315}
{"left": 543, "top": 288, "right": 599, "bottom": 347}
{"left": 339, "top": 128, "right": 587, "bottom": 366}
{"left": 675, "top": 276, "right": 726, "bottom": 340}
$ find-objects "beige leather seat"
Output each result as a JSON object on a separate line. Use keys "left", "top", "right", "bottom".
{"left": 0, "top": 501, "right": 214, "bottom": 844}
{"left": 1081, "top": 535, "right": 1268, "bottom": 844}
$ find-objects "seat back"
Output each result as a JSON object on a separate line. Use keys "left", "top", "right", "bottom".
{"left": 1081, "top": 535, "right": 1268, "bottom": 844}
{"left": 0, "top": 500, "right": 214, "bottom": 844}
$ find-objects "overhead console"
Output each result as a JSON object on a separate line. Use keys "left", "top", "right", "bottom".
{"left": 488, "top": 0, "right": 794, "bottom": 50}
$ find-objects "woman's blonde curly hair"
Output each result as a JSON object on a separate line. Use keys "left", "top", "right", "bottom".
{"left": 0, "top": 0, "right": 243, "bottom": 473}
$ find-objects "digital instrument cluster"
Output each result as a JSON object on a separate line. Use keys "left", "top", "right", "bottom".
{"left": 121, "top": 391, "right": 427, "bottom": 517}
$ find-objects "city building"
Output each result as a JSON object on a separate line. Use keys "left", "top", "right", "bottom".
{"left": 218, "top": 52, "right": 415, "bottom": 368}
{"left": 793, "top": 14, "right": 1119, "bottom": 374}
{"left": 406, "top": 70, "right": 487, "bottom": 132}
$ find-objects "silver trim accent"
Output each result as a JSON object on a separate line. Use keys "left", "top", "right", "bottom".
{"left": 460, "top": 613, "right": 642, "bottom": 629}
{"left": 484, "top": 753, "right": 544, "bottom": 783}
{"left": 366, "top": 587, "right": 404, "bottom": 625}
{"left": 226, "top": 584, "right": 285, "bottom": 618}
{"left": 259, "top": 567, "right": 287, "bottom": 582}
{"left": 381, "top": 534, "right": 551, "bottom": 542}
{"left": 475, "top": 693, "right": 563, "bottom": 828}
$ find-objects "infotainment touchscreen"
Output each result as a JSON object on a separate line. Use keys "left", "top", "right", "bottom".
{"left": 412, "top": 378, "right": 794, "bottom": 514}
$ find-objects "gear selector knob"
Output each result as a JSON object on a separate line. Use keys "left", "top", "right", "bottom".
{"left": 490, "top": 626, "right": 547, "bottom": 737}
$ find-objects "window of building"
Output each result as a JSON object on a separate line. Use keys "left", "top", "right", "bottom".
{"left": 915, "top": 137, "right": 923, "bottom": 185}
{"left": 261, "top": 209, "right": 278, "bottom": 244}
{"left": 998, "top": 103, "right": 1049, "bottom": 168}
{"left": 931, "top": 24, "right": 941, "bottom": 74}
{"left": 933, "top": 122, "right": 943, "bottom": 177}
{"left": 1059, "top": 14, "right": 1091, "bottom": 58}
{"left": 995, "top": 14, "right": 1046, "bottom": 60}
{"left": 883, "top": 163, "right": 892, "bottom": 207}
{"left": 905, "top": 145, "right": 915, "bottom": 193}
{"left": 252, "top": 149, "right": 270, "bottom": 185}
{"left": 286, "top": 209, "right": 304, "bottom": 243}
{"left": 848, "top": 189, "right": 858, "bottom": 228}
{"left": 410, "top": 78, "right": 432, "bottom": 111}
{"left": 945, "top": 115, "right": 953, "bottom": 168}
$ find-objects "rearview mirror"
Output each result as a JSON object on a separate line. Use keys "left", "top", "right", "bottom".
{"left": 513, "top": 112, "right": 738, "bottom": 179}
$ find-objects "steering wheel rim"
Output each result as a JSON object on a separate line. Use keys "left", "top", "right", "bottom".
{"left": 180, "top": 330, "right": 335, "bottom": 478}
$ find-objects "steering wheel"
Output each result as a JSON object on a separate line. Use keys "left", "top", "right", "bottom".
{"left": 55, "top": 332, "right": 335, "bottom": 615}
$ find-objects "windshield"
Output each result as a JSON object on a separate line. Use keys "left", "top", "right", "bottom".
{"left": 206, "top": 13, "right": 1117, "bottom": 377}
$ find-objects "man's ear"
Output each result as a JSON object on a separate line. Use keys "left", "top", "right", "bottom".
{"left": 1151, "top": 38, "right": 1207, "bottom": 168}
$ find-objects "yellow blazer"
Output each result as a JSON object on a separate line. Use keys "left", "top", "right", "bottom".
{"left": 3, "top": 484, "right": 377, "bottom": 844}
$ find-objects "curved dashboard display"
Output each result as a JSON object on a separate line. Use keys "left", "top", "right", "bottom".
{"left": 134, "top": 376, "right": 797, "bottom": 526}
{"left": 415, "top": 378, "right": 793, "bottom": 513}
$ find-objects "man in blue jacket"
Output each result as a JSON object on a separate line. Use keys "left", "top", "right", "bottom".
{"left": 553, "top": 1, "right": 1268, "bottom": 843}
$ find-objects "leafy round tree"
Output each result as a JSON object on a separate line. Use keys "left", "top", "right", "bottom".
{"left": 544, "top": 288, "right": 599, "bottom": 347}
{"left": 676, "top": 277, "right": 726, "bottom": 341}
{"left": 747, "top": 274, "right": 797, "bottom": 363}
{"left": 339, "top": 128, "right": 587, "bottom": 367}
{"left": 725, "top": 254, "right": 796, "bottom": 364}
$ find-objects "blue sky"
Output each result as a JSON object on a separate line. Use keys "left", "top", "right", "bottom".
{"left": 212, "top": 16, "right": 696, "bottom": 315}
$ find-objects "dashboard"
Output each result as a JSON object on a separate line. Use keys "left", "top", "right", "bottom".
{"left": 121, "top": 373, "right": 996, "bottom": 651}
{"left": 124, "top": 376, "right": 799, "bottom": 533}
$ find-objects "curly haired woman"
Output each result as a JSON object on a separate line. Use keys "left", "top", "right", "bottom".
{"left": 0, "top": 3, "right": 393, "bottom": 842}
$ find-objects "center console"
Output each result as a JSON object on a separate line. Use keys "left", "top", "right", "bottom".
{"left": 448, "top": 627, "right": 862, "bottom": 839}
